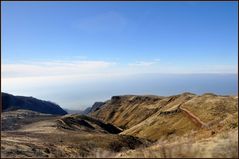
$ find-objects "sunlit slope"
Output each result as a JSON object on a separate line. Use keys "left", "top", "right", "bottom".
{"left": 91, "top": 93, "right": 193, "bottom": 129}
{"left": 91, "top": 93, "right": 238, "bottom": 140}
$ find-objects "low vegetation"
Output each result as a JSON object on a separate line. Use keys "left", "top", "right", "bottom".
{"left": 1, "top": 92, "right": 238, "bottom": 158}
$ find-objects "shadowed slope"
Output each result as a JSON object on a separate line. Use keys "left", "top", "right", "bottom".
{"left": 57, "top": 115, "right": 122, "bottom": 134}
{"left": 2, "top": 92, "right": 67, "bottom": 115}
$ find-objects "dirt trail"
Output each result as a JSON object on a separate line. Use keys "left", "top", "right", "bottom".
{"left": 179, "top": 106, "right": 207, "bottom": 128}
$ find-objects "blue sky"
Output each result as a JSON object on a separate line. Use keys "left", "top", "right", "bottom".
{"left": 2, "top": 2, "right": 238, "bottom": 109}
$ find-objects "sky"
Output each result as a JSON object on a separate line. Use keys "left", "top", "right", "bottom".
{"left": 1, "top": 2, "right": 238, "bottom": 110}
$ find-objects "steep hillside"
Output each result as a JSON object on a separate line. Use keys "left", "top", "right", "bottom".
{"left": 90, "top": 95, "right": 165, "bottom": 129}
{"left": 2, "top": 92, "right": 67, "bottom": 115}
{"left": 84, "top": 102, "right": 106, "bottom": 114}
{"left": 90, "top": 93, "right": 238, "bottom": 140}
{"left": 90, "top": 93, "right": 195, "bottom": 129}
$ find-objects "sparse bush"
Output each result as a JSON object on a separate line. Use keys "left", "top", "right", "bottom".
{"left": 109, "top": 141, "right": 124, "bottom": 152}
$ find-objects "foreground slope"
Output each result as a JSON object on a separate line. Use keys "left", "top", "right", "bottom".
{"left": 1, "top": 110, "right": 150, "bottom": 158}
{"left": 116, "top": 128, "right": 238, "bottom": 158}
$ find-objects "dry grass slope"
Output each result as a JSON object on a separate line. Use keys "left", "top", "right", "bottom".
{"left": 115, "top": 129, "right": 238, "bottom": 158}
{"left": 1, "top": 93, "right": 238, "bottom": 158}
{"left": 1, "top": 111, "right": 149, "bottom": 158}
{"left": 91, "top": 93, "right": 238, "bottom": 141}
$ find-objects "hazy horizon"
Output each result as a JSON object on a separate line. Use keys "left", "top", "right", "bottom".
{"left": 2, "top": 2, "right": 238, "bottom": 110}
{"left": 2, "top": 73, "right": 238, "bottom": 110}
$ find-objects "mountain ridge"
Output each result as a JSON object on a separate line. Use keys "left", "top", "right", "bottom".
{"left": 89, "top": 92, "right": 238, "bottom": 140}
{"left": 2, "top": 92, "right": 67, "bottom": 115}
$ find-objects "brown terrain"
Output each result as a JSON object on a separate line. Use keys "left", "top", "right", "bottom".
{"left": 1, "top": 93, "right": 238, "bottom": 158}
{"left": 1, "top": 110, "right": 150, "bottom": 158}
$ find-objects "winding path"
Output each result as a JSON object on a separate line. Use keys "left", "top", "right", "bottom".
{"left": 159, "top": 103, "right": 208, "bottom": 128}
{"left": 179, "top": 106, "right": 207, "bottom": 128}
